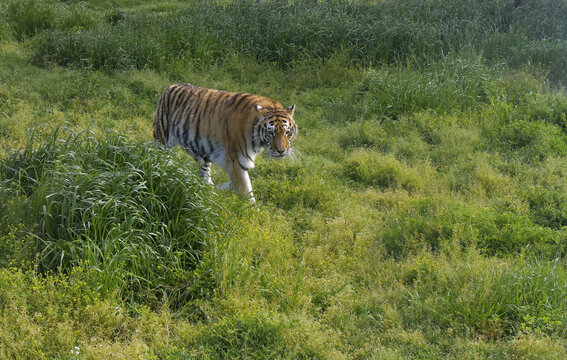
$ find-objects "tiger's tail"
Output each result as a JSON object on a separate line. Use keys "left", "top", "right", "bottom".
{"left": 153, "top": 90, "right": 169, "bottom": 145}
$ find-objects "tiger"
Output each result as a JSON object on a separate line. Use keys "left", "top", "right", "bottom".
{"left": 153, "top": 83, "right": 297, "bottom": 202}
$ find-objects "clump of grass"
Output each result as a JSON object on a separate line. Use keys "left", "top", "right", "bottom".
{"left": 253, "top": 157, "right": 341, "bottom": 214}
{"left": 345, "top": 150, "right": 427, "bottom": 193}
{"left": 337, "top": 120, "right": 389, "bottom": 150}
{"left": 329, "top": 56, "right": 499, "bottom": 122}
{"left": 188, "top": 311, "right": 288, "bottom": 358}
{"left": 524, "top": 186, "right": 567, "bottom": 230}
{"left": 524, "top": 92, "right": 567, "bottom": 129}
{"left": 0, "top": 126, "right": 229, "bottom": 306}
{"left": 376, "top": 196, "right": 566, "bottom": 259}
{"left": 398, "top": 251, "right": 567, "bottom": 339}
{"left": 483, "top": 119, "right": 567, "bottom": 163}
{"left": 30, "top": 11, "right": 222, "bottom": 72}
{"left": 1, "top": 0, "right": 98, "bottom": 41}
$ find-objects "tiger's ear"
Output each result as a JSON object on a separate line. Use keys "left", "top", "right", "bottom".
{"left": 254, "top": 104, "right": 263, "bottom": 112}
{"left": 286, "top": 104, "right": 296, "bottom": 115}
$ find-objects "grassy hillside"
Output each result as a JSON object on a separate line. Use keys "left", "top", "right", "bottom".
{"left": 1, "top": 0, "right": 566, "bottom": 358}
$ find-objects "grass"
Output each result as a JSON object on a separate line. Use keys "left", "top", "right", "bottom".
{"left": 0, "top": 126, "right": 231, "bottom": 307}
{"left": 3, "top": 0, "right": 564, "bottom": 82}
{"left": 1, "top": 0, "right": 567, "bottom": 358}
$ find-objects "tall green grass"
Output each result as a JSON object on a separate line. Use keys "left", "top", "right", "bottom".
{"left": 0, "top": 126, "right": 230, "bottom": 306}
{"left": 328, "top": 55, "right": 500, "bottom": 122}
{"left": 1, "top": 0, "right": 97, "bottom": 41}
{"left": 2, "top": 0, "right": 565, "bottom": 83}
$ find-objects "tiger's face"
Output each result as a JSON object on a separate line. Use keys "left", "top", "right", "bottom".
{"left": 256, "top": 104, "right": 297, "bottom": 158}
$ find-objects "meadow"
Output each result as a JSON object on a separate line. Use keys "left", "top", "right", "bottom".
{"left": 0, "top": 0, "right": 566, "bottom": 358}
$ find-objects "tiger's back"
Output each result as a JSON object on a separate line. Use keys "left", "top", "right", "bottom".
{"left": 153, "top": 83, "right": 297, "bottom": 201}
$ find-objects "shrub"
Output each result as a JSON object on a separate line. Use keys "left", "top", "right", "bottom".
{"left": 0, "top": 267, "right": 181, "bottom": 359}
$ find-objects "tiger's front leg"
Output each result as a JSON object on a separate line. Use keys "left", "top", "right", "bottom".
{"left": 225, "top": 162, "right": 255, "bottom": 203}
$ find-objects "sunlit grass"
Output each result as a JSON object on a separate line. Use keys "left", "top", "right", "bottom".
{"left": 0, "top": 126, "right": 232, "bottom": 307}
{"left": 1, "top": 0, "right": 567, "bottom": 358}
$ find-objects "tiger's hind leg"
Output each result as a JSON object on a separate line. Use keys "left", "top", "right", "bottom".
{"left": 199, "top": 160, "right": 214, "bottom": 185}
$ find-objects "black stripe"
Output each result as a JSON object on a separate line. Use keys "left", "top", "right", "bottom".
{"left": 178, "top": 103, "right": 192, "bottom": 132}
{"left": 210, "top": 93, "right": 225, "bottom": 132}
{"left": 176, "top": 89, "right": 194, "bottom": 109}
{"left": 161, "top": 94, "right": 169, "bottom": 118}
{"left": 242, "top": 135, "right": 253, "bottom": 162}
{"left": 156, "top": 106, "right": 166, "bottom": 142}
{"left": 225, "top": 119, "right": 230, "bottom": 150}
{"left": 163, "top": 91, "right": 171, "bottom": 116}
{"left": 173, "top": 89, "right": 185, "bottom": 109}
{"left": 201, "top": 161, "right": 211, "bottom": 171}
{"left": 228, "top": 92, "right": 246, "bottom": 107}
{"left": 202, "top": 93, "right": 213, "bottom": 115}
{"left": 233, "top": 94, "right": 252, "bottom": 110}
{"left": 179, "top": 90, "right": 195, "bottom": 126}
{"left": 175, "top": 123, "right": 182, "bottom": 143}
{"left": 171, "top": 87, "right": 188, "bottom": 119}
{"left": 237, "top": 159, "right": 249, "bottom": 171}
{"left": 259, "top": 127, "right": 267, "bottom": 145}
{"left": 186, "top": 91, "right": 203, "bottom": 150}
{"left": 253, "top": 125, "right": 262, "bottom": 151}
{"left": 237, "top": 141, "right": 247, "bottom": 161}
{"left": 188, "top": 139, "right": 198, "bottom": 156}
{"left": 194, "top": 102, "right": 203, "bottom": 154}
{"left": 189, "top": 90, "right": 204, "bottom": 123}
{"left": 251, "top": 119, "right": 262, "bottom": 151}
{"left": 198, "top": 94, "right": 213, "bottom": 132}
{"left": 194, "top": 92, "right": 212, "bottom": 156}
{"left": 168, "top": 86, "right": 184, "bottom": 112}
{"left": 238, "top": 96, "right": 257, "bottom": 111}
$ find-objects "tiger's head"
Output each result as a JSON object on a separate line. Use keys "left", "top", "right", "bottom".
{"left": 255, "top": 104, "right": 297, "bottom": 158}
